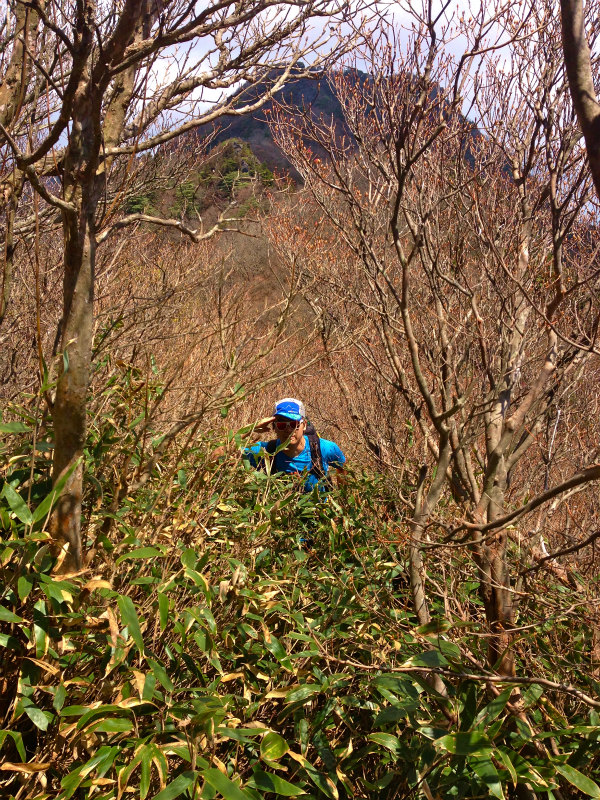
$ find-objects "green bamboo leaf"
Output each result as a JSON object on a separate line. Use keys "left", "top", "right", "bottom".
{"left": 0, "top": 605, "right": 23, "bottom": 623}
{"left": 303, "top": 765, "right": 338, "bottom": 800}
{"left": 264, "top": 635, "right": 293, "bottom": 670}
{"left": 260, "top": 731, "right": 289, "bottom": 761}
{"left": 496, "top": 749, "right": 518, "bottom": 787}
{"left": 148, "top": 658, "right": 174, "bottom": 692}
{"left": 89, "top": 717, "right": 133, "bottom": 733}
{"left": 554, "top": 764, "right": 600, "bottom": 798}
{"left": 435, "top": 732, "right": 492, "bottom": 755}
{"left": 77, "top": 705, "right": 129, "bottom": 728}
{"left": 116, "top": 546, "right": 165, "bottom": 565}
{"left": 2, "top": 484, "right": 33, "bottom": 525}
{"left": 368, "top": 733, "right": 401, "bottom": 755}
{"left": 181, "top": 548, "right": 197, "bottom": 568}
{"left": 117, "top": 595, "right": 145, "bottom": 655}
{"left": 32, "top": 457, "right": 81, "bottom": 524}
{"left": 402, "top": 649, "right": 448, "bottom": 668}
{"left": 17, "top": 574, "right": 34, "bottom": 601}
{"left": 470, "top": 756, "right": 505, "bottom": 799}
{"left": 0, "top": 633, "right": 22, "bottom": 650}
{"left": 203, "top": 767, "right": 254, "bottom": 800}
{"left": 152, "top": 770, "right": 196, "bottom": 800}
{"left": 24, "top": 704, "right": 51, "bottom": 731}
{"left": 140, "top": 747, "right": 152, "bottom": 799}
{"left": 0, "top": 730, "right": 26, "bottom": 760}
{"left": 475, "top": 686, "right": 513, "bottom": 727}
{"left": 0, "top": 421, "right": 31, "bottom": 433}
{"left": 61, "top": 705, "right": 91, "bottom": 717}
{"left": 158, "top": 593, "right": 169, "bottom": 631}
{"left": 53, "top": 684, "right": 67, "bottom": 713}
{"left": 250, "top": 769, "right": 306, "bottom": 796}
{"left": 285, "top": 684, "right": 321, "bottom": 703}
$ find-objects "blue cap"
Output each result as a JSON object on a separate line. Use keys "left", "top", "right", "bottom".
{"left": 274, "top": 397, "right": 305, "bottom": 421}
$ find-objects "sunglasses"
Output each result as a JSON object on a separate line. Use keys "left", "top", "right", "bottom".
{"left": 273, "top": 418, "right": 301, "bottom": 431}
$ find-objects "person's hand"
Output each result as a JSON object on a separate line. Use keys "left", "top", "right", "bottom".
{"left": 253, "top": 416, "right": 275, "bottom": 434}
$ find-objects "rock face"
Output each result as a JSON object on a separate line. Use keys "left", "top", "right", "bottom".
{"left": 191, "top": 68, "right": 349, "bottom": 177}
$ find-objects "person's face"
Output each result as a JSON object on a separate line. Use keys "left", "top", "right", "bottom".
{"left": 273, "top": 416, "right": 305, "bottom": 444}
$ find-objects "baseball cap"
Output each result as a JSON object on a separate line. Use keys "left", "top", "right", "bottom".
{"left": 274, "top": 397, "right": 305, "bottom": 421}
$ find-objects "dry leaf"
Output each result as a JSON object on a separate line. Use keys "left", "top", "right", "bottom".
{"left": 1, "top": 762, "right": 51, "bottom": 773}
{"left": 220, "top": 672, "right": 244, "bottom": 682}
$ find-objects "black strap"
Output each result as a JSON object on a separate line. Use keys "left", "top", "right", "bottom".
{"left": 265, "top": 439, "right": 278, "bottom": 456}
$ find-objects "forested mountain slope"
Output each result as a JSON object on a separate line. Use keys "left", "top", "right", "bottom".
{"left": 2, "top": 0, "right": 600, "bottom": 797}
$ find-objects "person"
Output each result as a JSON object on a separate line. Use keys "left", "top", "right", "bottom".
{"left": 243, "top": 398, "right": 346, "bottom": 492}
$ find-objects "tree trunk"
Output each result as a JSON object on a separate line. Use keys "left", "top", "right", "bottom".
{"left": 474, "top": 458, "right": 516, "bottom": 676}
{"left": 51, "top": 63, "right": 98, "bottom": 571}
{"left": 51, "top": 209, "right": 95, "bottom": 572}
{"left": 480, "top": 532, "right": 515, "bottom": 676}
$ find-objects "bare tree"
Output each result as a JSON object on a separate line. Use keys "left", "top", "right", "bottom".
{"left": 0, "top": 0, "right": 353, "bottom": 570}
{"left": 268, "top": 0, "right": 600, "bottom": 674}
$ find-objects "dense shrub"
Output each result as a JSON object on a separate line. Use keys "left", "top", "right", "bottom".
{"left": 1, "top": 398, "right": 600, "bottom": 799}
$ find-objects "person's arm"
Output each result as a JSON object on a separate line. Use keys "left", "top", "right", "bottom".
{"left": 331, "top": 464, "right": 347, "bottom": 487}
{"left": 211, "top": 417, "right": 274, "bottom": 460}
{"left": 323, "top": 441, "right": 347, "bottom": 487}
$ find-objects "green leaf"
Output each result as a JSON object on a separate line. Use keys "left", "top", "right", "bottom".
{"left": 32, "top": 457, "right": 81, "bottom": 524}
{"left": 116, "top": 546, "right": 165, "bottom": 565}
{"left": 0, "top": 605, "right": 23, "bottom": 623}
{"left": 264, "top": 635, "right": 293, "bottom": 670}
{"left": 23, "top": 704, "right": 51, "bottom": 731}
{"left": 148, "top": 658, "right": 174, "bottom": 692}
{"left": 285, "top": 684, "right": 321, "bottom": 703}
{"left": 203, "top": 767, "right": 254, "bottom": 800}
{"left": 141, "top": 746, "right": 152, "bottom": 799}
{"left": 368, "top": 733, "right": 401, "bottom": 756}
{"left": 415, "top": 618, "right": 452, "bottom": 635}
{"left": 250, "top": 769, "right": 306, "bottom": 796}
{"left": 0, "top": 730, "right": 26, "bottom": 760}
{"left": 554, "top": 764, "right": 600, "bottom": 798}
{"left": 495, "top": 749, "right": 517, "bottom": 787}
{"left": 117, "top": 594, "right": 145, "bottom": 655}
{"left": 0, "top": 421, "right": 31, "bottom": 433}
{"left": 49, "top": 686, "right": 65, "bottom": 715}
{"left": 435, "top": 732, "right": 492, "bottom": 755}
{"left": 89, "top": 717, "right": 134, "bottom": 733}
{"left": 17, "top": 574, "right": 34, "bottom": 601}
{"left": 0, "top": 633, "right": 23, "bottom": 651}
{"left": 470, "top": 756, "right": 505, "bottom": 799}
{"left": 152, "top": 770, "right": 197, "bottom": 800}
{"left": 158, "top": 593, "right": 169, "bottom": 631}
{"left": 260, "top": 731, "right": 289, "bottom": 761}
{"left": 475, "top": 686, "right": 513, "bottom": 727}
{"left": 181, "top": 548, "right": 197, "bottom": 569}
{"left": 2, "top": 484, "right": 33, "bottom": 525}
{"left": 403, "top": 649, "right": 448, "bottom": 668}
{"left": 60, "top": 705, "right": 91, "bottom": 717}
{"left": 303, "top": 765, "right": 338, "bottom": 800}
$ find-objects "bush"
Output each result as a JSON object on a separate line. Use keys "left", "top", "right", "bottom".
{"left": 1, "top": 397, "right": 600, "bottom": 799}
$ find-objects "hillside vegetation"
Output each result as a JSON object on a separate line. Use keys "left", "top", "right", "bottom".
{"left": 2, "top": 387, "right": 600, "bottom": 799}
{"left": 3, "top": 0, "right": 600, "bottom": 798}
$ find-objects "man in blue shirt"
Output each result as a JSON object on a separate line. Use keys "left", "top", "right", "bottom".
{"left": 244, "top": 398, "right": 346, "bottom": 492}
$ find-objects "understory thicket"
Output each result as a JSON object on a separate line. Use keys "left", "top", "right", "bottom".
{"left": 1, "top": 375, "right": 600, "bottom": 800}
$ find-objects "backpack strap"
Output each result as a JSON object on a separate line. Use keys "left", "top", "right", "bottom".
{"left": 265, "top": 439, "right": 278, "bottom": 456}
{"left": 305, "top": 423, "right": 333, "bottom": 489}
